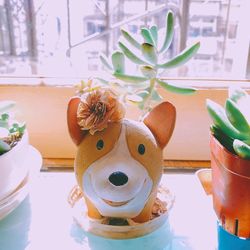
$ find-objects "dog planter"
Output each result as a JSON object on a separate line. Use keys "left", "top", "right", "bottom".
{"left": 67, "top": 88, "right": 176, "bottom": 237}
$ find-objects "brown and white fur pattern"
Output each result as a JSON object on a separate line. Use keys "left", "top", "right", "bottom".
{"left": 67, "top": 98, "right": 176, "bottom": 223}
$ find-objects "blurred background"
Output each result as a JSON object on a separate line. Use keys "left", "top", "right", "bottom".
{"left": 0, "top": 0, "right": 249, "bottom": 80}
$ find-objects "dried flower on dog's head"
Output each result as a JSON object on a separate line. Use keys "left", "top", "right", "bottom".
{"left": 77, "top": 88, "right": 125, "bottom": 135}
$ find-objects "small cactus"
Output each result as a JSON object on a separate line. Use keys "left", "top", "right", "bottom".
{"left": 206, "top": 87, "right": 250, "bottom": 159}
{"left": 0, "top": 101, "right": 26, "bottom": 155}
{"left": 99, "top": 11, "right": 200, "bottom": 115}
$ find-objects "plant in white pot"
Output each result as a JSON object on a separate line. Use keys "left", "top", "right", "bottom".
{"left": 0, "top": 100, "right": 41, "bottom": 219}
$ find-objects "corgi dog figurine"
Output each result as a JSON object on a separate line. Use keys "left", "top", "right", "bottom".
{"left": 67, "top": 88, "right": 176, "bottom": 223}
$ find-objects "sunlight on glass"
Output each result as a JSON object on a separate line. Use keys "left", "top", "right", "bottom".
{"left": 0, "top": 0, "right": 249, "bottom": 80}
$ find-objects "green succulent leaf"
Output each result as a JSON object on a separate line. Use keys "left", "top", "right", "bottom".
{"left": 206, "top": 99, "right": 248, "bottom": 140}
{"left": 126, "top": 94, "right": 143, "bottom": 103}
{"left": 151, "top": 89, "right": 162, "bottom": 101}
{"left": 159, "top": 11, "right": 174, "bottom": 53}
{"left": 0, "top": 101, "right": 16, "bottom": 113}
{"left": 140, "top": 65, "right": 156, "bottom": 78}
{"left": 156, "top": 79, "right": 196, "bottom": 94}
{"left": 141, "top": 43, "right": 157, "bottom": 64}
{"left": 225, "top": 99, "right": 250, "bottom": 133}
{"left": 120, "top": 29, "right": 141, "bottom": 49}
{"left": 111, "top": 51, "right": 125, "bottom": 74}
{"left": 118, "top": 42, "right": 147, "bottom": 65}
{"left": 1, "top": 113, "right": 9, "bottom": 121}
{"left": 0, "top": 140, "right": 10, "bottom": 155}
{"left": 157, "top": 42, "right": 200, "bottom": 69}
{"left": 113, "top": 72, "right": 148, "bottom": 83}
{"left": 137, "top": 90, "right": 150, "bottom": 99}
{"left": 210, "top": 125, "right": 235, "bottom": 154}
{"left": 18, "top": 123, "right": 26, "bottom": 134}
{"left": 9, "top": 122, "right": 26, "bottom": 134}
{"left": 150, "top": 25, "right": 158, "bottom": 46}
{"left": 233, "top": 139, "right": 250, "bottom": 159}
{"left": 141, "top": 28, "right": 156, "bottom": 47}
{"left": 229, "top": 86, "right": 248, "bottom": 103}
{"left": 99, "top": 53, "right": 113, "bottom": 71}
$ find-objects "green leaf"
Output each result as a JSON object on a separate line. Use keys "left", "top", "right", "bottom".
{"left": 99, "top": 53, "right": 113, "bottom": 71}
{"left": 18, "top": 123, "right": 26, "bottom": 134}
{"left": 150, "top": 25, "right": 158, "bottom": 46}
{"left": 126, "top": 94, "right": 143, "bottom": 103}
{"left": 206, "top": 99, "right": 248, "bottom": 140}
{"left": 113, "top": 72, "right": 148, "bottom": 83}
{"left": 140, "top": 65, "right": 156, "bottom": 78}
{"left": 0, "top": 140, "right": 10, "bottom": 155}
{"left": 118, "top": 42, "right": 147, "bottom": 65}
{"left": 111, "top": 51, "right": 125, "bottom": 74}
{"left": 233, "top": 139, "right": 250, "bottom": 159}
{"left": 210, "top": 125, "right": 235, "bottom": 154}
{"left": 0, "top": 101, "right": 16, "bottom": 113}
{"left": 156, "top": 79, "right": 196, "bottom": 94}
{"left": 159, "top": 11, "right": 174, "bottom": 53}
{"left": 1, "top": 113, "right": 9, "bottom": 121}
{"left": 229, "top": 86, "right": 248, "bottom": 103}
{"left": 157, "top": 42, "right": 200, "bottom": 69}
{"left": 141, "top": 28, "right": 155, "bottom": 47}
{"left": 141, "top": 43, "right": 157, "bottom": 64}
{"left": 151, "top": 89, "right": 162, "bottom": 101}
{"left": 120, "top": 29, "right": 141, "bottom": 49}
{"left": 13, "top": 123, "right": 19, "bottom": 128}
{"left": 137, "top": 90, "right": 149, "bottom": 99}
{"left": 225, "top": 99, "right": 250, "bottom": 133}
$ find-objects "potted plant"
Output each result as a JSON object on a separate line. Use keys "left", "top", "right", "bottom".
{"left": 206, "top": 87, "right": 250, "bottom": 247}
{"left": 98, "top": 10, "right": 200, "bottom": 116}
{"left": 68, "top": 11, "right": 200, "bottom": 239}
{"left": 0, "top": 101, "right": 28, "bottom": 203}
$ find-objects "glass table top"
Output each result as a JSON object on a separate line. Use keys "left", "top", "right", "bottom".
{"left": 0, "top": 172, "right": 217, "bottom": 250}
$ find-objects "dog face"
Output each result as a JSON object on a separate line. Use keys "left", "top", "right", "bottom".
{"left": 68, "top": 98, "right": 176, "bottom": 221}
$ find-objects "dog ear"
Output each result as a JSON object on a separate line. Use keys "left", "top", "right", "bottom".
{"left": 67, "top": 97, "right": 86, "bottom": 145}
{"left": 143, "top": 102, "right": 176, "bottom": 149}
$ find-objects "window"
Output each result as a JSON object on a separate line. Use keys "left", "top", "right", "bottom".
{"left": 0, "top": 0, "right": 250, "bottom": 166}
{"left": 0, "top": 0, "right": 249, "bottom": 79}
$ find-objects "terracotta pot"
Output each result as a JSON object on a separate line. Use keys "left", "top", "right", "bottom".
{"left": 210, "top": 134, "right": 250, "bottom": 239}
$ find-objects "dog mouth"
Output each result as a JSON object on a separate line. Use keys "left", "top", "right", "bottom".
{"left": 100, "top": 179, "right": 146, "bottom": 207}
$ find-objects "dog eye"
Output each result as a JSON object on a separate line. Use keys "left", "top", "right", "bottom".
{"left": 96, "top": 139, "right": 104, "bottom": 150}
{"left": 138, "top": 144, "right": 145, "bottom": 155}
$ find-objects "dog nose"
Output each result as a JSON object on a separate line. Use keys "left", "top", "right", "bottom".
{"left": 108, "top": 171, "right": 128, "bottom": 186}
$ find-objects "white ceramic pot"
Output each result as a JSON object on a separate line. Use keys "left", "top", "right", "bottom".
{"left": 0, "top": 132, "right": 30, "bottom": 201}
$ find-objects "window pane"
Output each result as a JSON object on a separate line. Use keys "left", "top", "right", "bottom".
{"left": 0, "top": 0, "right": 249, "bottom": 80}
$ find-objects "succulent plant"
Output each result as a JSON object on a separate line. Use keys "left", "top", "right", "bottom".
{"left": 98, "top": 11, "right": 200, "bottom": 115}
{"left": 0, "top": 101, "right": 26, "bottom": 155}
{"left": 206, "top": 87, "right": 250, "bottom": 159}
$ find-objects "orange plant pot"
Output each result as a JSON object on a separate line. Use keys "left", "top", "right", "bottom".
{"left": 210, "top": 134, "right": 250, "bottom": 239}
